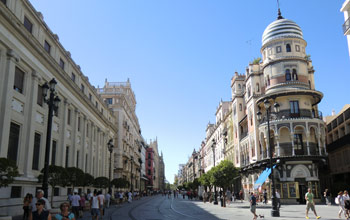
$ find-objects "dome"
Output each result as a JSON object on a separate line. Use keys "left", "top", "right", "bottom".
{"left": 262, "top": 18, "right": 303, "bottom": 46}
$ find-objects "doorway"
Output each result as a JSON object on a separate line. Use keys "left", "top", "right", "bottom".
{"left": 295, "top": 178, "right": 307, "bottom": 204}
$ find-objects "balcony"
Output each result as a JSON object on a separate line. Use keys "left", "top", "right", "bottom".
{"left": 343, "top": 17, "right": 350, "bottom": 35}
{"left": 259, "top": 109, "right": 323, "bottom": 124}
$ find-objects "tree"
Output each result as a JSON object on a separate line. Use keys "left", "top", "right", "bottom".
{"left": 0, "top": 158, "right": 19, "bottom": 188}
{"left": 65, "top": 167, "right": 85, "bottom": 190}
{"left": 111, "top": 178, "right": 130, "bottom": 189}
{"left": 192, "top": 178, "right": 200, "bottom": 191}
{"left": 199, "top": 171, "right": 213, "bottom": 192}
{"left": 82, "top": 173, "right": 94, "bottom": 191}
{"left": 211, "top": 160, "right": 239, "bottom": 207}
{"left": 94, "top": 177, "right": 110, "bottom": 190}
{"left": 38, "top": 165, "right": 67, "bottom": 205}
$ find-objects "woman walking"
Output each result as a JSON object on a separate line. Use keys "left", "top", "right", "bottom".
{"left": 336, "top": 191, "right": 346, "bottom": 219}
{"left": 55, "top": 202, "right": 75, "bottom": 220}
{"left": 29, "top": 199, "right": 51, "bottom": 220}
{"left": 23, "top": 193, "right": 33, "bottom": 220}
{"left": 344, "top": 190, "right": 350, "bottom": 219}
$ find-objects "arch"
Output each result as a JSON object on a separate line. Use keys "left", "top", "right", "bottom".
{"left": 292, "top": 69, "right": 298, "bottom": 80}
{"left": 286, "top": 44, "right": 291, "bottom": 52}
{"left": 290, "top": 164, "right": 311, "bottom": 179}
{"left": 285, "top": 69, "right": 291, "bottom": 81}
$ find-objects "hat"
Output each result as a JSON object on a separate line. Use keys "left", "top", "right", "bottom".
{"left": 74, "top": 189, "right": 78, "bottom": 193}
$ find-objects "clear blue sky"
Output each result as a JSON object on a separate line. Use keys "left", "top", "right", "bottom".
{"left": 31, "top": 0, "right": 350, "bottom": 183}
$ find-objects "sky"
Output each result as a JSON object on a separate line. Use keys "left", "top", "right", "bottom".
{"left": 30, "top": 0, "right": 350, "bottom": 184}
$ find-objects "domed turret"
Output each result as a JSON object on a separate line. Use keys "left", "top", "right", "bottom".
{"left": 262, "top": 19, "right": 303, "bottom": 46}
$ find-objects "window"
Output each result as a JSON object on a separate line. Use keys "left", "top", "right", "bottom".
{"left": 77, "top": 117, "right": 81, "bottom": 132}
{"left": 71, "top": 73, "right": 76, "bottom": 82}
{"left": 76, "top": 150, "right": 79, "bottom": 168}
{"left": 95, "top": 101, "right": 98, "bottom": 108}
{"left": 59, "top": 58, "right": 65, "bottom": 70}
{"left": 86, "top": 123, "right": 89, "bottom": 137}
{"left": 286, "top": 44, "right": 291, "bottom": 52}
{"left": 267, "top": 76, "right": 270, "bottom": 86}
{"left": 89, "top": 93, "right": 92, "bottom": 101}
{"left": 44, "top": 41, "right": 51, "bottom": 53}
{"left": 106, "top": 98, "right": 112, "bottom": 105}
{"left": 295, "top": 45, "right": 300, "bottom": 52}
{"left": 81, "top": 84, "right": 85, "bottom": 93}
{"left": 233, "top": 106, "right": 236, "bottom": 115}
{"left": 51, "top": 140, "right": 56, "bottom": 165}
{"left": 148, "top": 169, "right": 151, "bottom": 175}
{"left": 292, "top": 69, "right": 298, "bottom": 80}
{"left": 32, "top": 132, "right": 41, "bottom": 170}
{"left": 148, "top": 153, "right": 151, "bottom": 159}
{"left": 85, "top": 154, "right": 88, "bottom": 172}
{"left": 256, "top": 83, "right": 260, "bottom": 92}
{"left": 276, "top": 46, "right": 282, "bottom": 53}
{"left": 14, "top": 67, "right": 25, "bottom": 93}
{"left": 24, "top": 16, "right": 33, "bottom": 33}
{"left": 148, "top": 161, "right": 151, "bottom": 166}
{"left": 8, "top": 122, "right": 20, "bottom": 162}
{"left": 294, "top": 134, "right": 303, "bottom": 150}
{"left": 285, "top": 69, "right": 291, "bottom": 81}
{"left": 290, "top": 101, "right": 300, "bottom": 117}
{"left": 54, "top": 188, "right": 60, "bottom": 196}
{"left": 37, "top": 85, "right": 43, "bottom": 106}
{"left": 67, "top": 109, "right": 71, "bottom": 125}
{"left": 65, "top": 146, "right": 69, "bottom": 167}
{"left": 247, "top": 87, "right": 251, "bottom": 97}
{"left": 10, "top": 186, "right": 22, "bottom": 198}
{"left": 238, "top": 84, "right": 241, "bottom": 89}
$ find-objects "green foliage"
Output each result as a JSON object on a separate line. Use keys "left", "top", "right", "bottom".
{"left": 83, "top": 173, "right": 95, "bottom": 188}
{"left": 65, "top": 167, "right": 85, "bottom": 188}
{"left": 211, "top": 160, "right": 239, "bottom": 190}
{"left": 0, "top": 158, "right": 19, "bottom": 188}
{"left": 199, "top": 170, "right": 213, "bottom": 190}
{"left": 94, "top": 177, "right": 110, "bottom": 189}
{"left": 111, "top": 178, "right": 130, "bottom": 189}
{"left": 305, "top": 54, "right": 311, "bottom": 61}
{"left": 251, "top": 57, "right": 261, "bottom": 64}
{"left": 38, "top": 165, "right": 67, "bottom": 187}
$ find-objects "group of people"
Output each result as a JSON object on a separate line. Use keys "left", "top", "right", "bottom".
{"left": 335, "top": 190, "right": 350, "bottom": 219}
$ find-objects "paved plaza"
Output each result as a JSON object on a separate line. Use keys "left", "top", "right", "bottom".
{"left": 79, "top": 195, "right": 343, "bottom": 220}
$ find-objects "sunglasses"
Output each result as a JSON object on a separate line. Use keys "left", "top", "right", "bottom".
{"left": 36, "top": 203, "right": 43, "bottom": 206}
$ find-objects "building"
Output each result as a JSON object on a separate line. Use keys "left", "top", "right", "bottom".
{"left": 145, "top": 147, "right": 154, "bottom": 190}
{"left": 147, "top": 138, "right": 165, "bottom": 191}
{"left": 341, "top": 0, "right": 350, "bottom": 56}
{"left": 0, "top": 0, "right": 118, "bottom": 215}
{"left": 158, "top": 151, "right": 165, "bottom": 191}
{"left": 325, "top": 105, "right": 350, "bottom": 192}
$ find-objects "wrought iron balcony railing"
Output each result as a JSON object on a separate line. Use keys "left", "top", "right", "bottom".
{"left": 343, "top": 17, "right": 350, "bottom": 34}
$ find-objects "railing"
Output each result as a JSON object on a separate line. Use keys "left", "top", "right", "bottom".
{"left": 259, "top": 109, "right": 323, "bottom": 124}
{"left": 343, "top": 17, "right": 350, "bottom": 34}
{"left": 240, "top": 132, "right": 248, "bottom": 141}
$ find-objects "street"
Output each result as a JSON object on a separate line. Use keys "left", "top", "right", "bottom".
{"left": 81, "top": 195, "right": 343, "bottom": 220}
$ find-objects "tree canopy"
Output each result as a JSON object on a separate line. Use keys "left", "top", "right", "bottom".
{"left": 0, "top": 158, "right": 19, "bottom": 188}
{"left": 94, "top": 176, "right": 110, "bottom": 189}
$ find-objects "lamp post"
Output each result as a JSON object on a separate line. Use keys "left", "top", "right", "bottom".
{"left": 107, "top": 139, "right": 114, "bottom": 193}
{"left": 42, "top": 78, "right": 60, "bottom": 198}
{"left": 211, "top": 139, "right": 218, "bottom": 205}
{"left": 257, "top": 99, "right": 280, "bottom": 217}
{"left": 130, "top": 156, "right": 134, "bottom": 192}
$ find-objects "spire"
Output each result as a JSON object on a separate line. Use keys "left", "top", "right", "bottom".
{"left": 277, "top": 0, "right": 284, "bottom": 20}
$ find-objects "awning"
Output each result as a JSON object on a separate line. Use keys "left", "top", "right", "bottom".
{"left": 253, "top": 165, "right": 276, "bottom": 190}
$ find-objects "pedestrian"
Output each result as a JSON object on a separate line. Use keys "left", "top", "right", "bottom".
{"left": 119, "top": 191, "right": 124, "bottom": 204}
{"left": 55, "top": 202, "right": 75, "bottom": 220}
{"left": 23, "top": 193, "right": 33, "bottom": 220}
{"left": 239, "top": 190, "right": 244, "bottom": 203}
{"left": 105, "top": 191, "right": 111, "bottom": 208}
{"left": 324, "top": 188, "right": 331, "bottom": 206}
{"left": 276, "top": 189, "right": 281, "bottom": 209}
{"left": 90, "top": 190, "right": 100, "bottom": 220}
{"left": 70, "top": 189, "right": 81, "bottom": 219}
{"left": 31, "top": 189, "right": 51, "bottom": 213}
{"left": 344, "top": 190, "right": 350, "bottom": 218}
{"left": 202, "top": 191, "right": 207, "bottom": 203}
{"left": 263, "top": 189, "right": 267, "bottom": 204}
{"left": 79, "top": 193, "right": 85, "bottom": 218}
{"left": 305, "top": 188, "right": 321, "bottom": 219}
{"left": 336, "top": 191, "right": 346, "bottom": 218}
{"left": 226, "top": 190, "right": 232, "bottom": 206}
{"left": 97, "top": 191, "right": 105, "bottom": 217}
{"left": 250, "top": 192, "right": 258, "bottom": 220}
{"left": 128, "top": 191, "right": 132, "bottom": 203}
{"left": 29, "top": 199, "right": 51, "bottom": 220}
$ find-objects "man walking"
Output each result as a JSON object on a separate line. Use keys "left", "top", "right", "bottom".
{"left": 105, "top": 191, "right": 111, "bottom": 208}
{"left": 70, "top": 189, "right": 81, "bottom": 218}
{"left": 250, "top": 192, "right": 258, "bottom": 220}
{"left": 276, "top": 189, "right": 281, "bottom": 209}
{"left": 31, "top": 189, "right": 51, "bottom": 213}
{"left": 305, "top": 188, "right": 321, "bottom": 219}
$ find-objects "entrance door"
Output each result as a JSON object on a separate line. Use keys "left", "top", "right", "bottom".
{"left": 299, "top": 184, "right": 307, "bottom": 204}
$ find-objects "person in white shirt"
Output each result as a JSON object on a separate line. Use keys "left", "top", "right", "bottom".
{"left": 275, "top": 190, "right": 281, "bottom": 209}
{"left": 31, "top": 189, "right": 51, "bottom": 212}
{"left": 128, "top": 191, "right": 132, "bottom": 203}
{"left": 70, "top": 189, "right": 81, "bottom": 218}
{"left": 90, "top": 190, "right": 100, "bottom": 220}
{"left": 105, "top": 191, "right": 111, "bottom": 208}
{"left": 97, "top": 191, "right": 105, "bottom": 217}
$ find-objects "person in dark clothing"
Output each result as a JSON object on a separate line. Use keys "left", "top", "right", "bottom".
{"left": 250, "top": 192, "right": 258, "bottom": 220}
{"left": 29, "top": 199, "right": 51, "bottom": 220}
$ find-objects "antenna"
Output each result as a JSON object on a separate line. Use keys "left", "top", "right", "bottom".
{"left": 277, "top": 0, "right": 284, "bottom": 19}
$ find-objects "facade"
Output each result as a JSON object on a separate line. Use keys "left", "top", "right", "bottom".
{"left": 325, "top": 105, "right": 350, "bottom": 192}
{"left": 341, "top": 0, "right": 350, "bottom": 56}
{"left": 145, "top": 147, "right": 154, "bottom": 189}
{"left": 0, "top": 0, "right": 118, "bottom": 215}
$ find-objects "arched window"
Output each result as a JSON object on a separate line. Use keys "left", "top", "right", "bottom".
{"left": 286, "top": 44, "right": 291, "bottom": 52}
{"left": 292, "top": 69, "right": 298, "bottom": 80}
{"left": 256, "top": 83, "right": 260, "bottom": 92}
{"left": 285, "top": 69, "right": 291, "bottom": 81}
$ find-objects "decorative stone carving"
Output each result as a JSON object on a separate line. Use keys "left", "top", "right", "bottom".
{"left": 11, "top": 99, "right": 24, "bottom": 113}
{"left": 53, "top": 122, "right": 59, "bottom": 132}
{"left": 35, "top": 112, "right": 44, "bottom": 124}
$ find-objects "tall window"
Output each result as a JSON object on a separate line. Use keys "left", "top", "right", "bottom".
{"left": 71, "top": 73, "right": 76, "bottom": 82}
{"left": 77, "top": 117, "right": 81, "bottom": 132}
{"left": 292, "top": 69, "right": 298, "bottom": 80}
{"left": 148, "top": 153, "right": 151, "bottom": 159}
{"left": 67, "top": 109, "right": 71, "bottom": 125}
{"left": 86, "top": 123, "right": 89, "bottom": 137}
{"left": 51, "top": 140, "right": 57, "bottom": 165}
{"left": 65, "top": 146, "right": 69, "bottom": 167}
{"left": 89, "top": 93, "right": 92, "bottom": 101}
{"left": 81, "top": 84, "right": 85, "bottom": 93}
{"left": 32, "top": 133, "right": 41, "bottom": 170}
{"left": 85, "top": 154, "right": 88, "bottom": 172}
{"left": 267, "top": 75, "right": 270, "bottom": 86}
{"left": 14, "top": 67, "right": 25, "bottom": 93}
{"left": 23, "top": 16, "right": 33, "bottom": 33}
{"left": 37, "top": 85, "right": 43, "bottom": 106}
{"left": 106, "top": 98, "right": 112, "bottom": 105}
{"left": 290, "top": 101, "right": 300, "bottom": 117}
{"left": 8, "top": 122, "right": 20, "bottom": 162}
{"left": 294, "top": 134, "right": 304, "bottom": 150}
{"left": 59, "top": 58, "right": 65, "bottom": 70}
{"left": 285, "top": 69, "right": 291, "bottom": 81}
{"left": 44, "top": 41, "right": 51, "bottom": 53}
{"left": 286, "top": 44, "right": 291, "bottom": 52}
{"left": 276, "top": 46, "right": 282, "bottom": 53}
{"left": 256, "top": 83, "right": 260, "bottom": 92}
{"left": 76, "top": 150, "right": 80, "bottom": 168}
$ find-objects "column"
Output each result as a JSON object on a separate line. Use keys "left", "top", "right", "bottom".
{"left": 306, "top": 132, "right": 310, "bottom": 155}
{"left": 0, "top": 49, "right": 19, "bottom": 157}
{"left": 72, "top": 108, "right": 78, "bottom": 168}
{"left": 275, "top": 137, "right": 280, "bottom": 157}
{"left": 59, "top": 98, "right": 68, "bottom": 167}
{"left": 317, "top": 132, "right": 322, "bottom": 156}
{"left": 290, "top": 133, "right": 295, "bottom": 156}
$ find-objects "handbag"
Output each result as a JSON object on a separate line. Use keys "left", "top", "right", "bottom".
{"left": 335, "top": 196, "right": 339, "bottom": 205}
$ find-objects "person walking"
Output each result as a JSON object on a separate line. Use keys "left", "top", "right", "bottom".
{"left": 305, "top": 188, "right": 321, "bottom": 219}
{"left": 239, "top": 190, "right": 244, "bottom": 203}
{"left": 70, "top": 189, "right": 81, "bottom": 219}
{"left": 105, "top": 191, "right": 111, "bottom": 208}
{"left": 276, "top": 189, "right": 281, "bottom": 209}
{"left": 323, "top": 188, "right": 331, "bottom": 206}
{"left": 29, "top": 199, "right": 51, "bottom": 220}
{"left": 90, "top": 190, "right": 100, "bottom": 220}
{"left": 23, "top": 193, "right": 33, "bottom": 220}
{"left": 31, "top": 189, "right": 51, "bottom": 213}
{"left": 337, "top": 191, "right": 346, "bottom": 219}
{"left": 250, "top": 192, "right": 258, "bottom": 220}
{"left": 226, "top": 190, "right": 232, "bottom": 206}
{"left": 55, "top": 202, "right": 75, "bottom": 220}
{"left": 128, "top": 191, "right": 133, "bottom": 203}
{"left": 119, "top": 191, "right": 124, "bottom": 205}
{"left": 79, "top": 193, "right": 86, "bottom": 218}
{"left": 344, "top": 190, "right": 350, "bottom": 219}
{"left": 263, "top": 189, "right": 267, "bottom": 204}
{"left": 97, "top": 191, "right": 105, "bottom": 217}
{"left": 202, "top": 191, "right": 208, "bottom": 203}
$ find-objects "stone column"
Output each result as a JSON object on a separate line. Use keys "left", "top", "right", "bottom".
{"left": 275, "top": 136, "right": 280, "bottom": 157}
{"left": 73, "top": 108, "right": 79, "bottom": 168}
{"left": 59, "top": 98, "right": 68, "bottom": 167}
{"left": 317, "top": 132, "right": 322, "bottom": 156}
{"left": 306, "top": 132, "right": 310, "bottom": 155}
{"left": 290, "top": 133, "right": 295, "bottom": 156}
{"left": 0, "top": 50, "right": 19, "bottom": 157}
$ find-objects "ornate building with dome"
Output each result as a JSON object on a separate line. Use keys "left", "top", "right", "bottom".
{"left": 230, "top": 11, "right": 327, "bottom": 204}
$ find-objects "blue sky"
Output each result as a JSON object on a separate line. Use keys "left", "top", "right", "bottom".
{"left": 30, "top": 0, "right": 350, "bottom": 183}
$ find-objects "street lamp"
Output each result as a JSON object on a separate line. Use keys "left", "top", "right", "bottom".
{"left": 107, "top": 139, "right": 114, "bottom": 193}
{"left": 42, "top": 78, "right": 60, "bottom": 198}
{"left": 257, "top": 99, "right": 280, "bottom": 217}
{"left": 130, "top": 156, "right": 134, "bottom": 192}
{"left": 211, "top": 139, "right": 218, "bottom": 205}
